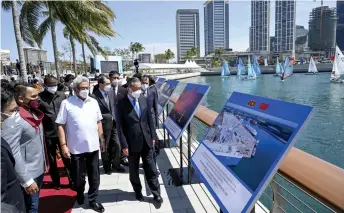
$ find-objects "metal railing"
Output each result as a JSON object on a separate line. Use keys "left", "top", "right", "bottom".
{"left": 158, "top": 82, "right": 344, "bottom": 213}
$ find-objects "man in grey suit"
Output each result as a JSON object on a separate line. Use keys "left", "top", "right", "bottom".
{"left": 1, "top": 83, "right": 47, "bottom": 213}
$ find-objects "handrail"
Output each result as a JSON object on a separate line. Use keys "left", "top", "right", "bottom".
{"left": 169, "top": 95, "right": 344, "bottom": 211}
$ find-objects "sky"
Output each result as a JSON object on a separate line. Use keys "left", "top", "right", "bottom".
{"left": 0, "top": 0, "right": 337, "bottom": 62}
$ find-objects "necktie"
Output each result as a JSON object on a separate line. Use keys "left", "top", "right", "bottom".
{"left": 104, "top": 92, "right": 109, "bottom": 107}
{"left": 133, "top": 98, "right": 140, "bottom": 118}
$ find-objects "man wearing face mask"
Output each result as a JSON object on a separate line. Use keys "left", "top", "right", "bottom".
{"left": 91, "top": 76, "right": 125, "bottom": 175}
{"left": 56, "top": 76, "right": 106, "bottom": 213}
{"left": 1, "top": 82, "right": 26, "bottom": 213}
{"left": 38, "top": 76, "right": 72, "bottom": 189}
{"left": 108, "top": 71, "right": 129, "bottom": 167}
{"left": 116, "top": 77, "right": 162, "bottom": 203}
{"left": 1, "top": 83, "right": 48, "bottom": 213}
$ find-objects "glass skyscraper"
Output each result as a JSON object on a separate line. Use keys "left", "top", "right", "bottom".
{"left": 204, "top": 0, "right": 229, "bottom": 56}
{"left": 337, "top": 0, "right": 344, "bottom": 50}
{"left": 250, "top": 0, "right": 270, "bottom": 52}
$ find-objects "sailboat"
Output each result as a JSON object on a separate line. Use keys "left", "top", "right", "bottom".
{"left": 237, "top": 58, "right": 246, "bottom": 78}
{"left": 274, "top": 57, "right": 282, "bottom": 76}
{"left": 305, "top": 57, "right": 318, "bottom": 75}
{"left": 242, "top": 56, "right": 256, "bottom": 81}
{"left": 253, "top": 56, "right": 261, "bottom": 77}
{"left": 330, "top": 45, "right": 344, "bottom": 83}
{"left": 221, "top": 60, "right": 231, "bottom": 77}
{"left": 280, "top": 56, "right": 293, "bottom": 81}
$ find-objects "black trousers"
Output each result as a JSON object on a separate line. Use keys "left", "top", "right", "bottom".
{"left": 71, "top": 150, "right": 100, "bottom": 203}
{"left": 46, "top": 137, "right": 72, "bottom": 185}
{"left": 128, "top": 143, "right": 160, "bottom": 197}
{"left": 102, "top": 121, "right": 122, "bottom": 170}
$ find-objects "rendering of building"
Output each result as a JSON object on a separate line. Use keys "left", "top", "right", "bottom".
{"left": 250, "top": 0, "right": 270, "bottom": 52}
{"left": 176, "top": 9, "right": 200, "bottom": 62}
{"left": 295, "top": 25, "right": 308, "bottom": 53}
{"left": 204, "top": 0, "right": 229, "bottom": 56}
{"left": 275, "top": 0, "right": 296, "bottom": 53}
{"left": 138, "top": 53, "right": 151, "bottom": 63}
{"left": 308, "top": 6, "right": 337, "bottom": 53}
{"left": 337, "top": 0, "right": 344, "bottom": 50}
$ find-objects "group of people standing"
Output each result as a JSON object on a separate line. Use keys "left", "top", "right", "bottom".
{"left": 1, "top": 71, "right": 161, "bottom": 213}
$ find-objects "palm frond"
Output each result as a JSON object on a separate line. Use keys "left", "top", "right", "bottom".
{"left": 1, "top": 1, "right": 12, "bottom": 10}
{"left": 20, "top": 1, "right": 43, "bottom": 47}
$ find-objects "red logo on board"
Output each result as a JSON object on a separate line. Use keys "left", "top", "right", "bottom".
{"left": 259, "top": 103, "right": 269, "bottom": 110}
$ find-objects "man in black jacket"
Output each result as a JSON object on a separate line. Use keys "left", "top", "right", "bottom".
{"left": 116, "top": 77, "right": 162, "bottom": 203}
{"left": 1, "top": 82, "right": 25, "bottom": 213}
{"left": 91, "top": 76, "right": 125, "bottom": 174}
{"left": 39, "top": 76, "right": 72, "bottom": 189}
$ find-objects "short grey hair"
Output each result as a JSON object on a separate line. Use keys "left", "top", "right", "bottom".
{"left": 127, "top": 77, "right": 141, "bottom": 87}
{"left": 72, "top": 76, "right": 89, "bottom": 89}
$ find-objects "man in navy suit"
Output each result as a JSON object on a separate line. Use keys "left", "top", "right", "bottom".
{"left": 116, "top": 77, "right": 162, "bottom": 203}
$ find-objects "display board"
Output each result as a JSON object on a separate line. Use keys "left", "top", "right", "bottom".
{"left": 155, "top": 77, "right": 166, "bottom": 90}
{"left": 191, "top": 92, "right": 313, "bottom": 213}
{"left": 164, "top": 83, "right": 210, "bottom": 143}
{"left": 157, "top": 80, "right": 179, "bottom": 116}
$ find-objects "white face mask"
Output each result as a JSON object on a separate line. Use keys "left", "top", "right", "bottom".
{"left": 46, "top": 86, "right": 58, "bottom": 94}
{"left": 131, "top": 90, "right": 141, "bottom": 99}
{"left": 64, "top": 91, "right": 70, "bottom": 97}
{"left": 141, "top": 84, "right": 149, "bottom": 91}
{"left": 104, "top": 85, "right": 112, "bottom": 92}
{"left": 121, "top": 79, "right": 126, "bottom": 85}
{"left": 1, "top": 111, "right": 19, "bottom": 128}
{"left": 79, "top": 90, "right": 89, "bottom": 99}
{"left": 112, "top": 79, "right": 119, "bottom": 87}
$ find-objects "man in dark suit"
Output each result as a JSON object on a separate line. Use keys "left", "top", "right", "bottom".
{"left": 1, "top": 82, "right": 25, "bottom": 213}
{"left": 91, "top": 76, "right": 125, "bottom": 175}
{"left": 108, "top": 71, "right": 128, "bottom": 167}
{"left": 116, "top": 77, "right": 162, "bottom": 203}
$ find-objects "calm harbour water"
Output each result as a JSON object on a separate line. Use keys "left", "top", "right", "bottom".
{"left": 181, "top": 73, "right": 344, "bottom": 169}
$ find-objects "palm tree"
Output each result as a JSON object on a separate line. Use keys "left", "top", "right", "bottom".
{"left": 20, "top": 1, "right": 116, "bottom": 78}
{"left": 63, "top": 27, "right": 77, "bottom": 74}
{"left": 2, "top": 1, "right": 28, "bottom": 82}
{"left": 130, "top": 42, "right": 145, "bottom": 60}
{"left": 214, "top": 48, "right": 224, "bottom": 60}
{"left": 164, "top": 49, "right": 175, "bottom": 63}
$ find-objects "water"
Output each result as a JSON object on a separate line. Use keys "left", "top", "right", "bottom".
{"left": 181, "top": 73, "right": 344, "bottom": 169}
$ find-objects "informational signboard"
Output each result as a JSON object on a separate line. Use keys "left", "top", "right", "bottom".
{"left": 155, "top": 77, "right": 166, "bottom": 90}
{"left": 191, "top": 92, "right": 313, "bottom": 213}
{"left": 164, "top": 83, "right": 210, "bottom": 143}
{"left": 157, "top": 80, "right": 179, "bottom": 116}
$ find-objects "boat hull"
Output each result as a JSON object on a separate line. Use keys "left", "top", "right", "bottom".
{"left": 305, "top": 73, "right": 318, "bottom": 75}
{"left": 330, "top": 79, "right": 344, "bottom": 83}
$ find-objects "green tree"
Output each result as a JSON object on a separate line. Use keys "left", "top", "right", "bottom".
{"left": 2, "top": 1, "right": 28, "bottom": 82}
{"left": 63, "top": 27, "right": 77, "bottom": 73}
{"left": 211, "top": 59, "right": 221, "bottom": 68}
{"left": 164, "top": 49, "right": 175, "bottom": 63}
{"left": 214, "top": 48, "right": 224, "bottom": 60}
{"left": 130, "top": 42, "right": 145, "bottom": 60}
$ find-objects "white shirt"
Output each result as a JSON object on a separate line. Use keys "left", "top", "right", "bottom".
{"left": 55, "top": 95, "right": 103, "bottom": 154}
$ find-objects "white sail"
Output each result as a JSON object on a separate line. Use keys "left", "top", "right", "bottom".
{"left": 308, "top": 57, "right": 318, "bottom": 73}
{"left": 331, "top": 57, "right": 340, "bottom": 78}
{"left": 335, "top": 46, "right": 344, "bottom": 75}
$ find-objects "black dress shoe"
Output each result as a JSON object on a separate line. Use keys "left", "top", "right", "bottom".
{"left": 135, "top": 192, "right": 144, "bottom": 201}
{"left": 106, "top": 170, "right": 112, "bottom": 175}
{"left": 154, "top": 195, "right": 163, "bottom": 204}
{"left": 114, "top": 166, "right": 126, "bottom": 173}
{"left": 121, "top": 158, "right": 129, "bottom": 166}
{"left": 89, "top": 202, "right": 105, "bottom": 213}
{"left": 76, "top": 193, "right": 84, "bottom": 205}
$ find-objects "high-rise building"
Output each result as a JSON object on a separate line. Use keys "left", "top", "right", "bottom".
{"left": 275, "top": 0, "right": 296, "bottom": 53}
{"left": 270, "top": 36, "right": 277, "bottom": 52}
{"left": 337, "top": 1, "right": 344, "bottom": 50}
{"left": 204, "top": 0, "right": 229, "bottom": 56}
{"left": 308, "top": 6, "right": 337, "bottom": 52}
{"left": 250, "top": 0, "right": 270, "bottom": 52}
{"left": 176, "top": 9, "right": 200, "bottom": 62}
{"left": 295, "top": 25, "right": 308, "bottom": 53}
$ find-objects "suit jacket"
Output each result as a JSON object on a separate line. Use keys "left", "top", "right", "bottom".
{"left": 39, "top": 90, "right": 66, "bottom": 139}
{"left": 1, "top": 138, "right": 25, "bottom": 213}
{"left": 116, "top": 95, "right": 155, "bottom": 153}
{"left": 143, "top": 85, "right": 159, "bottom": 126}
{"left": 91, "top": 89, "right": 113, "bottom": 135}
{"left": 1, "top": 113, "right": 45, "bottom": 185}
{"left": 108, "top": 86, "right": 127, "bottom": 122}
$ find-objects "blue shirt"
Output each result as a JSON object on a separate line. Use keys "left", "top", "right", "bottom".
{"left": 127, "top": 95, "right": 141, "bottom": 118}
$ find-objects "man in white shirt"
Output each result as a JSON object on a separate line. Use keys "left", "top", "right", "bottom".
{"left": 56, "top": 76, "right": 106, "bottom": 213}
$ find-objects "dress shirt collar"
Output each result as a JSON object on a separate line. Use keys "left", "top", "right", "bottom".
{"left": 127, "top": 94, "right": 137, "bottom": 104}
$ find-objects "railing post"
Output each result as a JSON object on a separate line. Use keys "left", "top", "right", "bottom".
{"left": 187, "top": 123, "right": 192, "bottom": 184}
{"left": 166, "top": 104, "right": 171, "bottom": 148}
{"left": 180, "top": 136, "right": 184, "bottom": 184}
{"left": 162, "top": 109, "right": 166, "bottom": 147}
{"left": 271, "top": 181, "right": 285, "bottom": 213}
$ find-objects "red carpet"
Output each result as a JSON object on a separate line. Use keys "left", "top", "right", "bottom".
{"left": 39, "top": 160, "right": 76, "bottom": 213}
